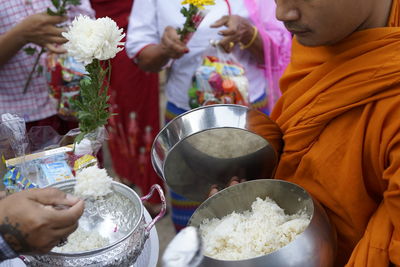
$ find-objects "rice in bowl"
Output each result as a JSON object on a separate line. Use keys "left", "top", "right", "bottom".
{"left": 52, "top": 227, "right": 110, "bottom": 253}
{"left": 199, "top": 197, "right": 310, "bottom": 261}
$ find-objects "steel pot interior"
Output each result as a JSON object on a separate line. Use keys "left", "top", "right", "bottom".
{"left": 151, "top": 104, "right": 283, "bottom": 202}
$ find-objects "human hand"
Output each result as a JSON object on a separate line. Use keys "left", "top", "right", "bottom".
{"left": 209, "top": 176, "right": 247, "bottom": 197}
{"left": 211, "top": 15, "right": 255, "bottom": 53}
{"left": 160, "top": 26, "right": 189, "bottom": 59}
{"left": 16, "top": 13, "right": 68, "bottom": 54}
{"left": 0, "top": 188, "right": 84, "bottom": 254}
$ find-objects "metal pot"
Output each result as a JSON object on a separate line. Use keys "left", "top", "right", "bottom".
{"left": 152, "top": 104, "right": 283, "bottom": 202}
{"left": 22, "top": 180, "right": 166, "bottom": 266}
{"left": 188, "top": 179, "right": 337, "bottom": 267}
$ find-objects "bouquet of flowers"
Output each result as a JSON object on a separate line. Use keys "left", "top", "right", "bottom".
{"left": 177, "top": 0, "right": 215, "bottom": 43}
{"left": 61, "top": 15, "right": 125, "bottom": 144}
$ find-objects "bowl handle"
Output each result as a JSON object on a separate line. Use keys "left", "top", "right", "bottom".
{"left": 140, "top": 184, "right": 167, "bottom": 232}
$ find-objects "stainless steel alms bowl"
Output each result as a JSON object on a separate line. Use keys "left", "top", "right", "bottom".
{"left": 151, "top": 104, "right": 283, "bottom": 202}
{"left": 189, "top": 179, "right": 337, "bottom": 267}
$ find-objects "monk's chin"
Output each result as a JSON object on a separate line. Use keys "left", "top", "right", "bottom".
{"left": 296, "top": 37, "right": 342, "bottom": 47}
{"left": 296, "top": 33, "right": 351, "bottom": 47}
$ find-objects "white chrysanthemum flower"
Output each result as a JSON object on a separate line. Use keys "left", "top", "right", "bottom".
{"left": 62, "top": 15, "right": 125, "bottom": 65}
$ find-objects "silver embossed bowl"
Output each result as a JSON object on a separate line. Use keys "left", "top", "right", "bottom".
{"left": 22, "top": 179, "right": 166, "bottom": 267}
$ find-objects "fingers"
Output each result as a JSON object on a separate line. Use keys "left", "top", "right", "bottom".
{"left": 47, "top": 200, "right": 85, "bottom": 229}
{"left": 210, "top": 16, "right": 229, "bottom": 28}
{"left": 212, "top": 16, "right": 240, "bottom": 53}
{"left": 31, "top": 188, "right": 81, "bottom": 207}
{"left": 228, "top": 176, "right": 240, "bottom": 186}
{"left": 218, "top": 28, "right": 237, "bottom": 37}
{"left": 219, "top": 37, "right": 238, "bottom": 53}
{"left": 28, "top": 188, "right": 84, "bottom": 228}
{"left": 46, "top": 44, "right": 67, "bottom": 54}
{"left": 161, "top": 26, "right": 188, "bottom": 58}
{"left": 52, "top": 221, "right": 79, "bottom": 240}
{"left": 44, "top": 14, "right": 68, "bottom": 25}
{"left": 29, "top": 188, "right": 81, "bottom": 207}
{"left": 45, "top": 27, "right": 67, "bottom": 39}
{"left": 209, "top": 185, "right": 219, "bottom": 197}
{"left": 29, "top": 188, "right": 67, "bottom": 205}
{"left": 208, "top": 177, "right": 247, "bottom": 197}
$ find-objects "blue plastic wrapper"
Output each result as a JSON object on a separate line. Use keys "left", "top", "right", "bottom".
{"left": 3, "top": 166, "right": 38, "bottom": 193}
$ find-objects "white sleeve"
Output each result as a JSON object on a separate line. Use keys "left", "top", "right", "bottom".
{"left": 126, "top": 0, "right": 159, "bottom": 59}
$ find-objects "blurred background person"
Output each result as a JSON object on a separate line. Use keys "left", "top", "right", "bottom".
{"left": 126, "top": 0, "right": 291, "bottom": 231}
{"left": 0, "top": 0, "right": 94, "bottom": 135}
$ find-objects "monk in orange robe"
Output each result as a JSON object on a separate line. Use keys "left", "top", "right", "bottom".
{"left": 271, "top": 0, "right": 400, "bottom": 266}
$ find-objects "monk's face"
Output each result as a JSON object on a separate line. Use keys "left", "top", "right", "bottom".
{"left": 275, "top": 0, "right": 392, "bottom": 46}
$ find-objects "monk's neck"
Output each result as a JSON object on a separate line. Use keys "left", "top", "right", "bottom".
{"left": 358, "top": 0, "right": 393, "bottom": 30}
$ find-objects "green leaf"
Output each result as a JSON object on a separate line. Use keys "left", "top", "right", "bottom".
{"left": 37, "top": 65, "right": 43, "bottom": 74}
{"left": 46, "top": 7, "right": 58, "bottom": 16}
{"left": 72, "top": 59, "right": 112, "bottom": 145}
{"left": 51, "top": 0, "right": 60, "bottom": 8}
{"left": 23, "top": 47, "right": 37, "bottom": 55}
{"left": 187, "top": 26, "right": 196, "bottom": 32}
{"left": 66, "top": 0, "right": 81, "bottom": 5}
{"left": 180, "top": 6, "right": 189, "bottom": 17}
{"left": 74, "top": 132, "right": 85, "bottom": 144}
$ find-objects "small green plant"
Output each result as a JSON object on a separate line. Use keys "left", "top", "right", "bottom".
{"left": 71, "top": 59, "right": 112, "bottom": 144}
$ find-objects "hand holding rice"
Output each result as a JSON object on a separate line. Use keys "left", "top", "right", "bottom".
{"left": 200, "top": 197, "right": 310, "bottom": 260}
{"left": 74, "top": 165, "right": 113, "bottom": 198}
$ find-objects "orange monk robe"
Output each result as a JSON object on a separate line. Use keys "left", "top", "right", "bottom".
{"left": 270, "top": 1, "right": 400, "bottom": 266}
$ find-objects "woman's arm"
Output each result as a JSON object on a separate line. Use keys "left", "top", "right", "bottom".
{"left": 0, "top": 13, "right": 67, "bottom": 67}
{"left": 136, "top": 26, "right": 189, "bottom": 72}
{"left": 210, "top": 15, "right": 264, "bottom": 63}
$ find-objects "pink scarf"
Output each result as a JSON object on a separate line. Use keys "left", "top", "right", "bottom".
{"left": 244, "top": 0, "right": 292, "bottom": 112}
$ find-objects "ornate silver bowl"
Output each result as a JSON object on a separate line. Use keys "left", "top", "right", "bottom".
{"left": 22, "top": 179, "right": 166, "bottom": 266}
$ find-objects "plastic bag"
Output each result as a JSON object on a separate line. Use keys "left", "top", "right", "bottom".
{"left": 0, "top": 114, "right": 34, "bottom": 192}
{"left": 46, "top": 53, "right": 87, "bottom": 121}
{"left": 188, "top": 40, "right": 250, "bottom": 108}
{"left": 0, "top": 114, "right": 28, "bottom": 158}
{"left": 27, "top": 126, "right": 62, "bottom": 153}
{"left": 65, "top": 126, "right": 108, "bottom": 173}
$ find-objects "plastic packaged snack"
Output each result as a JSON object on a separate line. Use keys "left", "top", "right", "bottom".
{"left": 189, "top": 41, "right": 250, "bottom": 108}
{"left": 46, "top": 53, "right": 87, "bottom": 121}
{"left": 3, "top": 165, "right": 39, "bottom": 193}
{"left": 39, "top": 160, "right": 74, "bottom": 185}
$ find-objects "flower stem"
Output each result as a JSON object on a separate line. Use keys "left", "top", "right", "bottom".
{"left": 107, "top": 59, "right": 111, "bottom": 89}
{"left": 23, "top": 48, "right": 45, "bottom": 94}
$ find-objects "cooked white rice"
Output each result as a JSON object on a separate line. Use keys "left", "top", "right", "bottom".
{"left": 52, "top": 227, "right": 109, "bottom": 253}
{"left": 74, "top": 165, "right": 113, "bottom": 198}
{"left": 186, "top": 128, "right": 266, "bottom": 159}
{"left": 200, "top": 197, "right": 310, "bottom": 260}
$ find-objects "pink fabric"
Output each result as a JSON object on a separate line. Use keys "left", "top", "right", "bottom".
{"left": 244, "top": 0, "right": 292, "bottom": 112}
